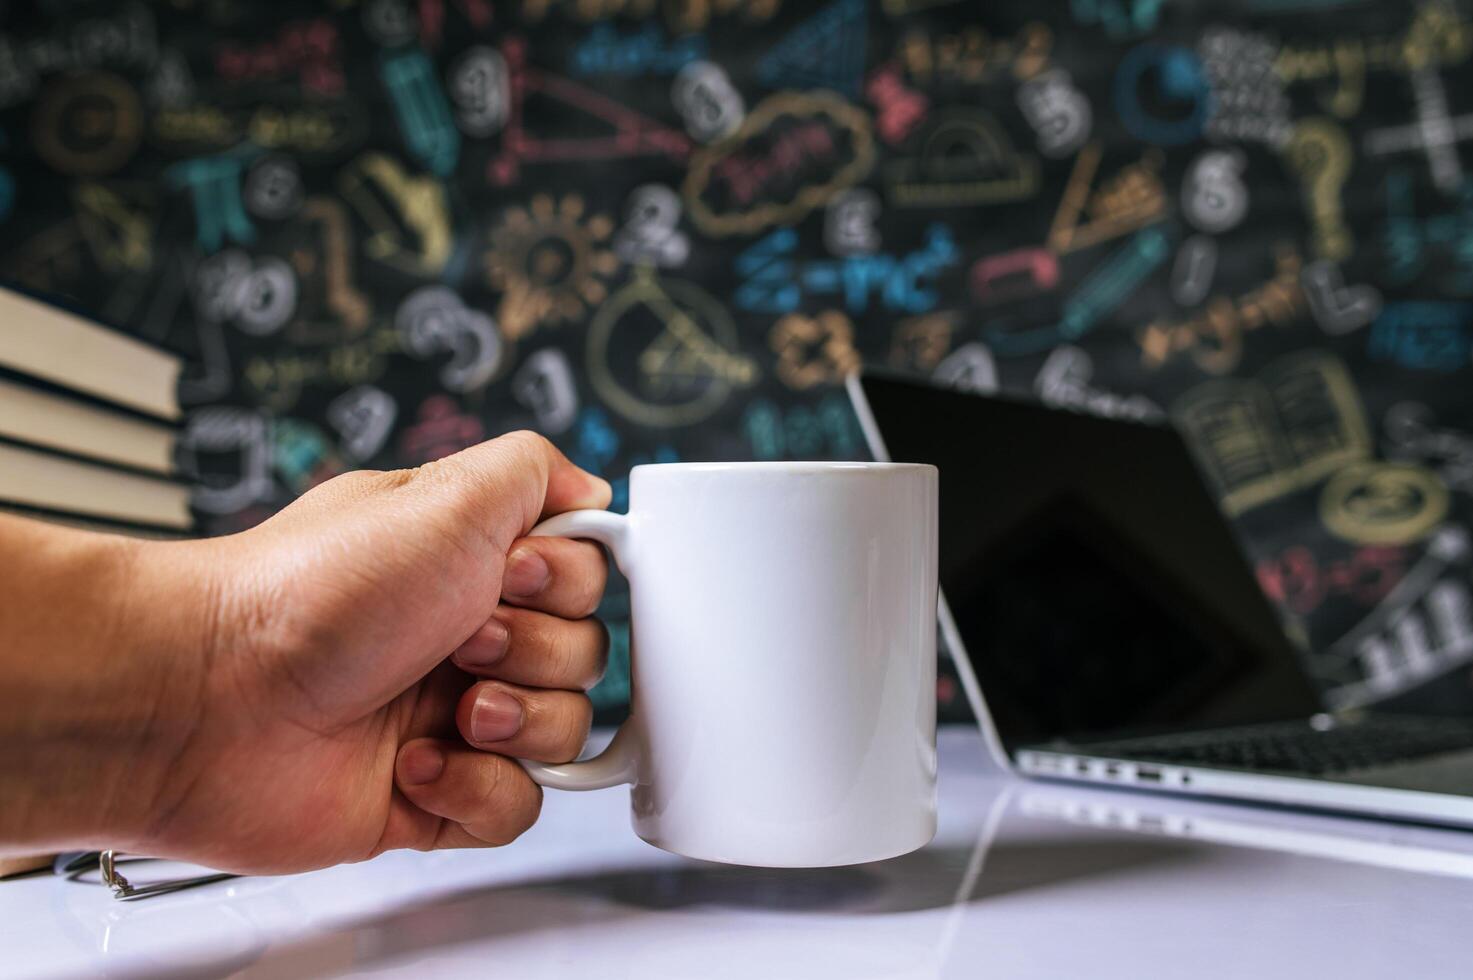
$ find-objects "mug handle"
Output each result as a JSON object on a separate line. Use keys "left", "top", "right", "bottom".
{"left": 517, "top": 510, "right": 639, "bottom": 791}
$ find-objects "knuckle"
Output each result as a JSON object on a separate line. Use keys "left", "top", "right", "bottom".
{"left": 560, "top": 694, "right": 594, "bottom": 755}
{"left": 480, "top": 764, "right": 542, "bottom": 845}
{"left": 588, "top": 619, "right": 611, "bottom": 689}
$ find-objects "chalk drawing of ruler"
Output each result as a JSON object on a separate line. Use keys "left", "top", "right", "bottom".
{"left": 1320, "top": 525, "right": 1473, "bottom": 709}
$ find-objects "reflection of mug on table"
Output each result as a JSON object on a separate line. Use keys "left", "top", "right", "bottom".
{"left": 521, "top": 462, "right": 939, "bottom": 868}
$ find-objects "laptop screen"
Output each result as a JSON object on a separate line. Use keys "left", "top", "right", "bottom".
{"left": 856, "top": 372, "right": 1325, "bottom": 752}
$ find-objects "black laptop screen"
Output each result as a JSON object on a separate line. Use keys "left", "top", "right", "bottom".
{"left": 859, "top": 372, "right": 1325, "bottom": 751}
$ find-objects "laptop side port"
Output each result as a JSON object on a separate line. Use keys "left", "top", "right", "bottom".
{"left": 1135, "top": 766, "right": 1164, "bottom": 782}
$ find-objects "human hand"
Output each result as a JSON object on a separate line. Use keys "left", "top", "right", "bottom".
{"left": 0, "top": 432, "right": 612, "bottom": 874}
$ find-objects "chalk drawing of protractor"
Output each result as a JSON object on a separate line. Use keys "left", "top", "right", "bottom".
{"left": 885, "top": 109, "right": 1039, "bottom": 207}
{"left": 1318, "top": 525, "right": 1473, "bottom": 709}
{"left": 588, "top": 267, "right": 757, "bottom": 428}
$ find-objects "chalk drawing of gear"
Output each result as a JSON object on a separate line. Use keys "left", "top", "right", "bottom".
{"left": 485, "top": 193, "right": 620, "bottom": 341}
{"left": 588, "top": 267, "right": 758, "bottom": 428}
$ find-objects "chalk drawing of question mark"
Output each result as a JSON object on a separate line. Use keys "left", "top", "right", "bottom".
{"left": 1286, "top": 118, "right": 1352, "bottom": 262}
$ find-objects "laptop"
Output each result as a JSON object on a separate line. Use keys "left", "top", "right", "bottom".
{"left": 846, "top": 370, "right": 1473, "bottom": 829}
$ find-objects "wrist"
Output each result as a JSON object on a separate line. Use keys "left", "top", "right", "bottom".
{"left": 0, "top": 521, "right": 218, "bottom": 854}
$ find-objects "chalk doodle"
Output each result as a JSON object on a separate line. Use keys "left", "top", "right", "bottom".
{"left": 887, "top": 312, "right": 957, "bottom": 372}
{"left": 72, "top": 181, "right": 154, "bottom": 275}
{"left": 1364, "top": 67, "right": 1473, "bottom": 195}
{"left": 167, "top": 151, "right": 257, "bottom": 253}
{"left": 1386, "top": 402, "right": 1473, "bottom": 493}
{"left": 1198, "top": 26, "right": 1291, "bottom": 148}
{"left": 1257, "top": 544, "right": 1408, "bottom": 616}
{"left": 769, "top": 311, "right": 862, "bottom": 390}
{"left": 395, "top": 286, "right": 502, "bottom": 392}
{"left": 1017, "top": 69, "right": 1091, "bottom": 159}
{"left": 572, "top": 24, "right": 705, "bottom": 77}
{"left": 886, "top": 110, "right": 1038, "bottom": 208}
{"left": 825, "top": 189, "right": 882, "bottom": 257}
{"left": 1113, "top": 44, "right": 1210, "bottom": 146}
{"left": 327, "top": 385, "right": 398, "bottom": 463}
{"left": 491, "top": 38, "right": 691, "bottom": 184}
{"left": 988, "top": 225, "right": 1171, "bottom": 357}
{"left": 447, "top": 46, "right": 510, "bottom": 137}
{"left": 244, "top": 328, "right": 400, "bottom": 412}
{"left": 339, "top": 153, "right": 453, "bottom": 278}
{"left": 0, "top": 5, "right": 157, "bottom": 109}
{"left": 685, "top": 91, "right": 874, "bottom": 235}
{"left": 1320, "top": 461, "right": 1451, "bottom": 547}
{"left": 290, "top": 197, "right": 373, "bottom": 341}
{"left": 1171, "top": 234, "right": 1216, "bottom": 308}
{"left": 10, "top": 1, "right": 1473, "bottom": 719}
{"left": 672, "top": 60, "right": 745, "bottom": 143}
{"left": 1047, "top": 142, "right": 1165, "bottom": 255}
{"left": 1318, "top": 526, "right": 1473, "bottom": 709}
{"left": 215, "top": 19, "right": 344, "bottom": 96}
{"left": 896, "top": 22, "right": 1052, "bottom": 85}
{"left": 513, "top": 348, "right": 580, "bottom": 435}
{"left": 614, "top": 184, "right": 690, "bottom": 268}
{"left": 1139, "top": 245, "right": 1303, "bottom": 375}
{"left": 1382, "top": 169, "right": 1473, "bottom": 295}
{"left": 32, "top": 72, "right": 142, "bottom": 178}
{"left": 192, "top": 249, "right": 297, "bottom": 338}
{"left": 179, "top": 407, "right": 274, "bottom": 516}
{"left": 272, "top": 418, "right": 346, "bottom": 495}
{"left": 243, "top": 156, "right": 303, "bottom": 222}
{"left": 485, "top": 193, "right": 620, "bottom": 341}
{"left": 151, "top": 102, "right": 366, "bottom": 156}
{"left": 1302, "top": 261, "right": 1382, "bottom": 336}
{"left": 1071, "top": 0, "right": 1165, "bottom": 40}
{"left": 381, "top": 48, "right": 460, "bottom": 178}
{"left": 1367, "top": 302, "right": 1473, "bottom": 373}
{"left": 757, "top": 0, "right": 867, "bottom": 97}
{"left": 399, "top": 394, "right": 485, "bottom": 464}
{"left": 1035, "top": 346, "right": 1162, "bottom": 421}
{"left": 970, "top": 247, "right": 1059, "bottom": 307}
{"left": 734, "top": 224, "right": 957, "bottom": 315}
{"left": 932, "top": 342, "right": 999, "bottom": 395}
{"left": 865, "top": 61, "right": 928, "bottom": 148}
{"left": 1286, "top": 118, "right": 1353, "bottom": 263}
{"left": 743, "top": 393, "right": 863, "bottom": 461}
{"left": 1181, "top": 150, "right": 1248, "bottom": 235}
{"left": 1174, "top": 351, "right": 1371, "bottom": 515}
{"left": 588, "top": 266, "right": 757, "bottom": 427}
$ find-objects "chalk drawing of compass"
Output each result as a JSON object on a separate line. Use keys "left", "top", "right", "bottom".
{"left": 486, "top": 193, "right": 619, "bottom": 341}
{"left": 588, "top": 266, "right": 758, "bottom": 427}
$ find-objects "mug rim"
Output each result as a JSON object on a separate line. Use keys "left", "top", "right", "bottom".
{"left": 629, "top": 461, "right": 935, "bottom": 475}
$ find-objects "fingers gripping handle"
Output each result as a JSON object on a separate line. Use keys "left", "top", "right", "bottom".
{"left": 519, "top": 510, "right": 637, "bottom": 791}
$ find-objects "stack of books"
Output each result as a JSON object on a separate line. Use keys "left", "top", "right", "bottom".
{"left": 0, "top": 288, "right": 193, "bottom": 879}
{"left": 0, "top": 286, "right": 192, "bottom": 539}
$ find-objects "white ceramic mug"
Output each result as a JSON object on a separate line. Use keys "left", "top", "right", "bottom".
{"left": 520, "top": 461, "right": 939, "bottom": 867}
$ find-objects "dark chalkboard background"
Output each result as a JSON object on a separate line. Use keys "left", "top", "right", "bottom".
{"left": 4, "top": 0, "right": 1473, "bottom": 723}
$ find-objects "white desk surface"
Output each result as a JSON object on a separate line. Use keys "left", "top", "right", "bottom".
{"left": 6, "top": 727, "right": 1473, "bottom": 979}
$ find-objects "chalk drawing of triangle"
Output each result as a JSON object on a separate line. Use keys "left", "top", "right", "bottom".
{"left": 757, "top": 0, "right": 868, "bottom": 97}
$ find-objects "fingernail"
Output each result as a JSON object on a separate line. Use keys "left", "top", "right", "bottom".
{"left": 399, "top": 743, "right": 445, "bottom": 786}
{"left": 471, "top": 688, "right": 523, "bottom": 743}
{"left": 502, "top": 547, "right": 550, "bottom": 599}
{"left": 457, "top": 616, "right": 510, "bottom": 667}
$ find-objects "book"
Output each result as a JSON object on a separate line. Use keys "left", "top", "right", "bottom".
{"left": 0, "top": 376, "right": 176, "bottom": 475}
{"left": 0, "top": 442, "right": 192, "bottom": 530}
{"left": 0, "top": 286, "right": 182, "bottom": 422}
{"left": 1172, "top": 351, "right": 1371, "bottom": 515}
{"left": 0, "top": 854, "right": 53, "bottom": 879}
{"left": 0, "top": 504, "right": 191, "bottom": 539}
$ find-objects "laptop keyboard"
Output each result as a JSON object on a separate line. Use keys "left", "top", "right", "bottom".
{"left": 1083, "top": 716, "right": 1473, "bottom": 776}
